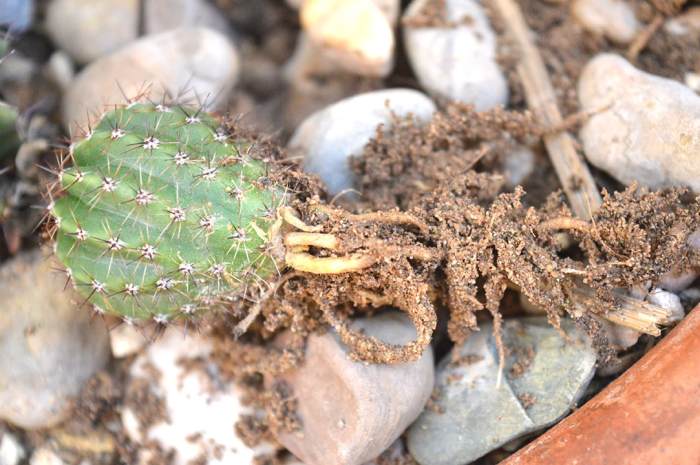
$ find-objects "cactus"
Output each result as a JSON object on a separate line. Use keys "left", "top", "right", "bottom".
{"left": 51, "top": 103, "right": 285, "bottom": 322}
{"left": 0, "top": 101, "right": 20, "bottom": 160}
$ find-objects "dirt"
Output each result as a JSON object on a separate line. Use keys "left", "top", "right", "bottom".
{"left": 3, "top": 0, "right": 700, "bottom": 464}
{"left": 489, "top": 0, "right": 700, "bottom": 115}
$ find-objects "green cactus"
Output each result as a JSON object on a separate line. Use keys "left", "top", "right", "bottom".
{"left": 0, "top": 101, "right": 21, "bottom": 160}
{"left": 51, "top": 103, "right": 285, "bottom": 322}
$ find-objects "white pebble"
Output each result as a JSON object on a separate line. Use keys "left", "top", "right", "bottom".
{"left": 403, "top": 0, "right": 508, "bottom": 110}
{"left": 0, "top": 434, "right": 25, "bottom": 465}
{"left": 288, "top": 89, "right": 436, "bottom": 195}
{"left": 45, "top": 0, "right": 231, "bottom": 64}
{"left": 647, "top": 288, "right": 684, "bottom": 322}
{"left": 572, "top": 0, "right": 640, "bottom": 44}
{"left": 578, "top": 54, "right": 700, "bottom": 193}
{"left": 62, "top": 27, "right": 239, "bottom": 133}
{"left": 109, "top": 324, "right": 147, "bottom": 358}
{"left": 30, "top": 448, "right": 64, "bottom": 465}
{"left": 122, "top": 328, "right": 272, "bottom": 465}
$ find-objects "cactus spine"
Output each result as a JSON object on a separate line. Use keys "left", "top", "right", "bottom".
{"left": 51, "top": 103, "right": 284, "bottom": 322}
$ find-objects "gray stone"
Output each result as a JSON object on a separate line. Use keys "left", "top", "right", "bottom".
{"left": 288, "top": 89, "right": 435, "bottom": 195}
{"left": 403, "top": 0, "right": 508, "bottom": 110}
{"left": 62, "top": 27, "right": 239, "bottom": 133}
{"left": 407, "top": 317, "right": 596, "bottom": 465}
{"left": 272, "top": 311, "right": 435, "bottom": 465}
{"left": 0, "top": 251, "right": 111, "bottom": 429}
{"left": 45, "top": 0, "right": 230, "bottom": 64}
{"left": 579, "top": 54, "right": 700, "bottom": 193}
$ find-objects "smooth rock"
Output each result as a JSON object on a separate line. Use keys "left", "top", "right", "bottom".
{"left": 503, "top": 146, "right": 535, "bottom": 188}
{"left": 403, "top": 0, "right": 508, "bottom": 110}
{"left": 288, "top": 89, "right": 435, "bottom": 194}
{"left": 0, "top": 251, "right": 111, "bottom": 429}
{"left": 664, "top": 7, "right": 700, "bottom": 36}
{"left": 407, "top": 318, "right": 596, "bottom": 465}
{"left": 271, "top": 311, "right": 435, "bottom": 465}
{"left": 579, "top": 54, "right": 700, "bottom": 192}
{"left": 29, "top": 448, "right": 64, "bottom": 465}
{"left": 648, "top": 288, "right": 684, "bottom": 321}
{"left": 45, "top": 0, "right": 230, "bottom": 64}
{"left": 301, "top": 0, "right": 395, "bottom": 77}
{"left": 62, "top": 27, "right": 239, "bottom": 133}
{"left": 0, "top": 0, "right": 33, "bottom": 32}
{"left": 0, "top": 433, "right": 25, "bottom": 465}
{"left": 144, "top": 0, "right": 230, "bottom": 37}
{"left": 109, "top": 323, "right": 147, "bottom": 358}
{"left": 290, "top": 0, "right": 399, "bottom": 24}
{"left": 45, "top": 0, "right": 139, "bottom": 64}
{"left": 122, "top": 328, "right": 271, "bottom": 465}
{"left": 500, "top": 305, "right": 700, "bottom": 465}
{"left": 572, "top": 0, "right": 640, "bottom": 44}
{"left": 686, "top": 73, "right": 700, "bottom": 93}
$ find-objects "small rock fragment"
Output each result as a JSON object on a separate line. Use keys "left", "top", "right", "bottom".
{"left": 0, "top": 433, "right": 25, "bottom": 465}
{"left": 301, "top": 0, "right": 395, "bottom": 77}
{"left": 62, "top": 28, "right": 239, "bottom": 133}
{"left": 663, "top": 6, "right": 700, "bottom": 36}
{"left": 288, "top": 89, "right": 435, "bottom": 194}
{"left": 578, "top": 54, "right": 700, "bottom": 192}
{"left": 403, "top": 0, "right": 508, "bottom": 110}
{"left": 109, "top": 324, "right": 147, "bottom": 358}
{"left": 270, "top": 312, "right": 434, "bottom": 465}
{"left": 407, "top": 318, "right": 596, "bottom": 465}
{"left": 0, "top": 252, "right": 110, "bottom": 430}
{"left": 502, "top": 146, "right": 535, "bottom": 188}
{"left": 45, "top": 0, "right": 230, "bottom": 64}
{"left": 647, "top": 288, "right": 684, "bottom": 321}
{"left": 572, "top": 0, "right": 640, "bottom": 44}
{"left": 122, "top": 328, "right": 271, "bottom": 465}
{"left": 29, "top": 448, "right": 64, "bottom": 465}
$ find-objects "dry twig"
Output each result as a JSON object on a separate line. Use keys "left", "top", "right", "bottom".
{"left": 491, "top": 0, "right": 602, "bottom": 220}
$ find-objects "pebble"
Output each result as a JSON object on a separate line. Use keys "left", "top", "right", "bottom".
{"left": 29, "top": 448, "right": 64, "bottom": 465}
{"left": 499, "top": 304, "right": 700, "bottom": 465}
{"left": 572, "top": 0, "right": 640, "bottom": 44}
{"left": 122, "top": 328, "right": 272, "bottom": 465}
{"left": 62, "top": 27, "right": 239, "bottom": 133}
{"left": 503, "top": 146, "right": 536, "bottom": 188}
{"left": 270, "top": 311, "right": 435, "bottom": 465}
{"left": 647, "top": 288, "right": 684, "bottom": 321}
{"left": 109, "top": 324, "right": 147, "bottom": 358}
{"left": 288, "top": 89, "right": 435, "bottom": 195}
{"left": 0, "top": 0, "right": 33, "bottom": 32}
{"left": 407, "top": 317, "right": 596, "bottom": 465}
{"left": 402, "top": 0, "right": 508, "bottom": 110}
{"left": 664, "top": 6, "right": 700, "bottom": 36}
{"left": 45, "top": 0, "right": 230, "bottom": 64}
{"left": 301, "top": 0, "right": 395, "bottom": 77}
{"left": 0, "top": 251, "right": 111, "bottom": 430}
{"left": 579, "top": 54, "right": 700, "bottom": 193}
{"left": 0, "top": 433, "right": 25, "bottom": 465}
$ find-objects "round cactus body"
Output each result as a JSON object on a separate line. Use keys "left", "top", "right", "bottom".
{"left": 51, "top": 103, "right": 285, "bottom": 322}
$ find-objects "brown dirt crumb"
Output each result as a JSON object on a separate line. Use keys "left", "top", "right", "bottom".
{"left": 518, "top": 392, "right": 537, "bottom": 409}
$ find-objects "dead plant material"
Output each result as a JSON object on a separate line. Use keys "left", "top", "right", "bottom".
{"left": 491, "top": 0, "right": 602, "bottom": 220}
